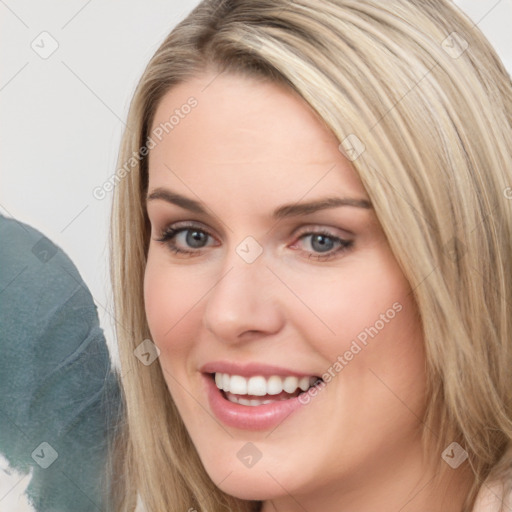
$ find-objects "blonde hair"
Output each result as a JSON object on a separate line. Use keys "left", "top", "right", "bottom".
{"left": 107, "top": 1, "right": 512, "bottom": 510}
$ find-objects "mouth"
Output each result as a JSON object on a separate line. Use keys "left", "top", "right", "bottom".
{"left": 199, "top": 362, "right": 326, "bottom": 430}
{"left": 209, "top": 372, "right": 323, "bottom": 406}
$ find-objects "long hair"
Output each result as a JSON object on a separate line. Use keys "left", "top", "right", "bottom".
{"left": 107, "top": 1, "right": 512, "bottom": 510}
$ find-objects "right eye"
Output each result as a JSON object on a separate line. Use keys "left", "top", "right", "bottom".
{"left": 155, "top": 224, "right": 218, "bottom": 256}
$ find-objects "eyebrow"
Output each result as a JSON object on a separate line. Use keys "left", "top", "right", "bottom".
{"left": 146, "top": 187, "right": 372, "bottom": 219}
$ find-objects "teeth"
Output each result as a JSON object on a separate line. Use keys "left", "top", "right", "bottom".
{"left": 222, "top": 373, "right": 230, "bottom": 392}
{"left": 226, "top": 393, "right": 295, "bottom": 406}
{"left": 214, "top": 372, "right": 318, "bottom": 396}
{"left": 267, "top": 375, "right": 282, "bottom": 395}
{"left": 283, "top": 376, "right": 299, "bottom": 393}
{"left": 230, "top": 374, "right": 247, "bottom": 394}
{"left": 299, "top": 376, "right": 311, "bottom": 391}
{"left": 247, "top": 376, "right": 267, "bottom": 395}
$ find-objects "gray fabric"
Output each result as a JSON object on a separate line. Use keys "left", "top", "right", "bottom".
{"left": 0, "top": 214, "right": 122, "bottom": 511}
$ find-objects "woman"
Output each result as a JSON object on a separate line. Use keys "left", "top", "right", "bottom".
{"left": 107, "top": 0, "right": 512, "bottom": 510}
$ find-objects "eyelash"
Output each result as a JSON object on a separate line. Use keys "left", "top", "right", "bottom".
{"left": 155, "top": 223, "right": 354, "bottom": 261}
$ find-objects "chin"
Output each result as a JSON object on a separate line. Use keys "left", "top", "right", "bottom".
{"left": 198, "top": 452, "right": 310, "bottom": 502}
{"left": 212, "top": 472, "right": 286, "bottom": 501}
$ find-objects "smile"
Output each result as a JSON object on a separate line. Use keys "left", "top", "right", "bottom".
{"left": 215, "top": 372, "right": 319, "bottom": 405}
{"left": 202, "top": 370, "right": 324, "bottom": 430}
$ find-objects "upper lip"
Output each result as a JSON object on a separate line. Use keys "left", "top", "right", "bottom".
{"left": 200, "top": 361, "right": 320, "bottom": 378}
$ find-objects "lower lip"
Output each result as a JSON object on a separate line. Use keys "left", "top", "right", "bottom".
{"left": 203, "top": 374, "right": 306, "bottom": 430}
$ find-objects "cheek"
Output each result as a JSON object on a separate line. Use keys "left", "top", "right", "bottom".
{"left": 143, "top": 253, "right": 203, "bottom": 357}
{"left": 143, "top": 255, "right": 209, "bottom": 416}
{"left": 285, "top": 249, "right": 425, "bottom": 400}
{"left": 282, "top": 254, "right": 413, "bottom": 351}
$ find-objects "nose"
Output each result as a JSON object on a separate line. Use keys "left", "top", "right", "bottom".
{"left": 202, "top": 249, "right": 285, "bottom": 344}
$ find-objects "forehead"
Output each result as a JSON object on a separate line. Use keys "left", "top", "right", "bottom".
{"left": 148, "top": 72, "right": 367, "bottom": 204}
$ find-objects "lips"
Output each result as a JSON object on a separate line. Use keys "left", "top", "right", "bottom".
{"left": 199, "top": 362, "right": 324, "bottom": 430}
{"left": 200, "top": 360, "right": 320, "bottom": 379}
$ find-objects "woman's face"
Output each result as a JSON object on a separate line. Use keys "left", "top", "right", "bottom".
{"left": 144, "top": 71, "right": 427, "bottom": 506}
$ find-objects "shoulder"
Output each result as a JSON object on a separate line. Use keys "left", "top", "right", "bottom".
{"left": 472, "top": 480, "right": 512, "bottom": 512}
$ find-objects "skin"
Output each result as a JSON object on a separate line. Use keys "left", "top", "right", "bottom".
{"left": 144, "top": 70, "right": 473, "bottom": 511}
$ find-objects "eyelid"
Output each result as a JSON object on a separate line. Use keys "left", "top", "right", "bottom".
{"left": 147, "top": 207, "right": 225, "bottom": 238}
{"left": 154, "top": 220, "right": 354, "bottom": 261}
{"left": 291, "top": 223, "right": 353, "bottom": 239}
{"left": 157, "top": 220, "right": 217, "bottom": 238}
{"left": 156, "top": 222, "right": 351, "bottom": 241}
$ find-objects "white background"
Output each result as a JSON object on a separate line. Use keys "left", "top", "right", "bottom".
{"left": 0, "top": 1, "right": 511, "bottom": 508}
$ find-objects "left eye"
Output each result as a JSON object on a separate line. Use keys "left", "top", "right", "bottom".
{"left": 302, "top": 233, "right": 337, "bottom": 252}
{"left": 176, "top": 229, "right": 210, "bottom": 249}
{"left": 293, "top": 232, "right": 353, "bottom": 258}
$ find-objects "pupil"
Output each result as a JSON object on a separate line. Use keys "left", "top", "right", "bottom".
{"left": 186, "top": 230, "right": 207, "bottom": 248}
{"left": 312, "top": 234, "right": 333, "bottom": 253}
